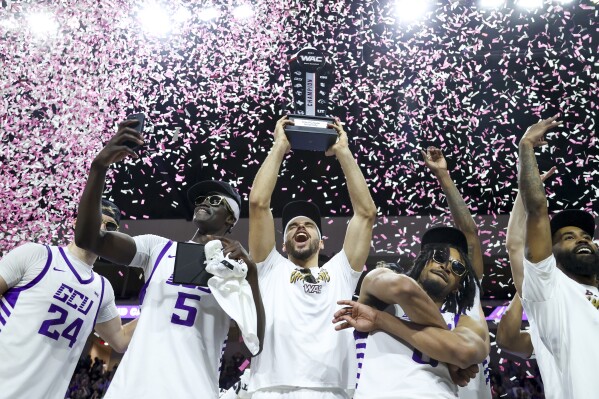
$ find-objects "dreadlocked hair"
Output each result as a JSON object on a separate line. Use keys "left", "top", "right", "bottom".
{"left": 406, "top": 243, "right": 480, "bottom": 316}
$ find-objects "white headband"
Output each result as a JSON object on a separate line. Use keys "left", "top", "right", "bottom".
{"left": 284, "top": 216, "right": 321, "bottom": 240}
{"left": 222, "top": 196, "right": 240, "bottom": 225}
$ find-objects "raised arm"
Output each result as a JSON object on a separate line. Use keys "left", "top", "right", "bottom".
{"left": 95, "top": 317, "right": 138, "bottom": 353}
{"left": 357, "top": 268, "right": 448, "bottom": 330}
{"left": 507, "top": 168, "right": 556, "bottom": 294}
{"left": 248, "top": 116, "right": 293, "bottom": 263}
{"left": 421, "top": 147, "right": 483, "bottom": 279}
{"left": 495, "top": 295, "right": 533, "bottom": 359}
{"left": 326, "top": 120, "right": 377, "bottom": 272}
{"left": 74, "top": 121, "right": 143, "bottom": 265}
{"left": 518, "top": 115, "right": 561, "bottom": 262}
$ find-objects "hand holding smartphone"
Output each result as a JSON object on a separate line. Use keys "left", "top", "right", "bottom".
{"left": 124, "top": 113, "right": 145, "bottom": 150}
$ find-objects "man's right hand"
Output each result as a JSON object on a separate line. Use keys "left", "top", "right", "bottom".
{"left": 519, "top": 114, "right": 561, "bottom": 148}
{"left": 333, "top": 300, "right": 380, "bottom": 333}
{"left": 273, "top": 115, "right": 293, "bottom": 154}
{"left": 92, "top": 120, "right": 144, "bottom": 168}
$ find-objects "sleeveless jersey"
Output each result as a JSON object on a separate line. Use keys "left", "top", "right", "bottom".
{"left": 354, "top": 304, "right": 460, "bottom": 399}
{"left": 104, "top": 235, "right": 230, "bottom": 399}
{"left": 0, "top": 246, "right": 107, "bottom": 399}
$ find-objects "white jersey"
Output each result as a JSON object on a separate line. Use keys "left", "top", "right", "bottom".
{"left": 0, "top": 243, "right": 116, "bottom": 399}
{"left": 527, "top": 323, "right": 563, "bottom": 399}
{"left": 249, "top": 247, "right": 361, "bottom": 395}
{"left": 522, "top": 254, "right": 599, "bottom": 398}
{"left": 355, "top": 304, "right": 460, "bottom": 399}
{"left": 458, "top": 285, "right": 491, "bottom": 399}
{"left": 105, "top": 235, "right": 231, "bottom": 399}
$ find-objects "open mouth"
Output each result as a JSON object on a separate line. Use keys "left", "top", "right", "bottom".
{"left": 196, "top": 206, "right": 210, "bottom": 216}
{"left": 575, "top": 245, "right": 594, "bottom": 255}
{"left": 294, "top": 232, "right": 309, "bottom": 243}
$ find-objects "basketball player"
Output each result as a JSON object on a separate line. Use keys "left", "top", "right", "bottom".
{"left": 0, "top": 200, "right": 136, "bottom": 399}
{"left": 496, "top": 167, "right": 561, "bottom": 398}
{"left": 518, "top": 114, "right": 599, "bottom": 397}
{"left": 420, "top": 146, "right": 492, "bottom": 399}
{"left": 74, "top": 121, "right": 265, "bottom": 399}
{"left": 247, "top": 116, "right": 377, "bottom": 398}
{"left": 334, "top": 225, "right": 490, "bottom": 398}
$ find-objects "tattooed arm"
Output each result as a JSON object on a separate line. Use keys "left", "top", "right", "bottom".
{"left": 518, "top": 115, "right": 561, "bottom": 262}
{"left": 421, "top": 147, "right": 484, "bottom": 280}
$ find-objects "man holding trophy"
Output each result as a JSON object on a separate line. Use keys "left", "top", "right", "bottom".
{"left": 247, "top": 47, "right": 377, "bottom": 398}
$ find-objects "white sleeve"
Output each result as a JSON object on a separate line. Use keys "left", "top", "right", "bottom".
{"left": 464, "top": 284, "right": 483, "bottom": 320}
{"left": 326, "top": 249, "right": 362, "bottom": 288}
{"left": 0, "top": 243, "right": 49, "bottom": 289}
{"left": 96, "top": 278, "right": 119, "bottom": 324}
{"left": 256, "top": 246, "right": 286, "bottom": 282}
{"left": 128, "top": 234, "right": 170, "bottom": 276}
{"left": 522, "top": 255, "right": 557, "bottom": 302}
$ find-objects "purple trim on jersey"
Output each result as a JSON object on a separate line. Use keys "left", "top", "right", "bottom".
{"left": 197, "top": 286, "right": 211, "bottom": 294}
{"left": 218, "top": 336, "right": 228, "bottom": 372}
{"left": 0, "top": 301, "right": 10, "bottom": 322}
{"left": 59, "top": 247, "right": 94, "bottom": 284}
{"left": 353, "top": 330, "right": 369, "bottom": 340}
{"left": 0, "top": 246, "right": 52, "bottom": 328}
{"left": 92, "top": 276, "right": 106, "bottom": 327}
{"left": 138, "top": 240, "right": 173, "bottom": 306}
{"left": 1, "top": 245, "right": 53, "bottom": 315}
{"left": 453, "top": 313, "right": 460, "bottom": 328}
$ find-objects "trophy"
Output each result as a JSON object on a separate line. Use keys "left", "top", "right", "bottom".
{"left": 285, "top": 47, "right": 338, "bottom": 152}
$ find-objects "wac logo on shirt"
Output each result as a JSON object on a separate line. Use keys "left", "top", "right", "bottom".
{"left": 289, "top": 268, "right": 330, "bottom": 294}
{"left": 585, "top": 290, "right": 599, "bottom": 310}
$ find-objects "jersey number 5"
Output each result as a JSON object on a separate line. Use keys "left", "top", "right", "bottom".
{"left": 171, "top": 292, "right": 202, "bottom": 327}
{"left": 38, "top": 304, "right": 84, "bottom": 348}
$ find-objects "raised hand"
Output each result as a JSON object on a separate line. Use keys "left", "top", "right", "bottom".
{"left": 93, "top": 119, "right": 144, "bottom": 168}
{"left": 273, "top": 115, "right": 294, "bottom": 154}
{"left": 332, "top": 300, "right": 379, "bottom": 332}
{"left": 519, "top": 114, "right": 561, "bottom": 148}
{"left": 421, "top": 146, "right": 448, "bottom": 176}
{"left": 325, "top": 118, "right": 349, "bottom": 157}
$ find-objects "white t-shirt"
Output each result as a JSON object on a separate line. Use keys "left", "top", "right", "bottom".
{"left": 0, "top": 243, "right": 117, "bottom": 399}
{"left": 526, "top": 323, "right": 563, "bottom": 399}
{"left": 355, "top": 304, "right": 461, "bottom": 399}
{"left": 249, "top": 247, "right": 361, "bottom": 396}
{"left": 104, "top": 235, "right": 231, "bottom": 399}
{"left": 522, "top": 254, "right": 599, "bottom": 398}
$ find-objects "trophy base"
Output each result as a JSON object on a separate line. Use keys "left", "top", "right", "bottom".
{"left": 285, "top": 115, "right": 338, "bottom": 152}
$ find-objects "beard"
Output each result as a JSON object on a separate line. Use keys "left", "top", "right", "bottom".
{"left": 420, "top": 277, "right": 448, "bottom": 302}
{"left": 555, "top": 249, "right": 599, "bottom": 277}
{"left": 285, "top": 238, "right": 320, "bottom": 261}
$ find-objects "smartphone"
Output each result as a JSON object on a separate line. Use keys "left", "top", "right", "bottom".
{"left": 124, "top": 113, "right": 145, "bottom": 150}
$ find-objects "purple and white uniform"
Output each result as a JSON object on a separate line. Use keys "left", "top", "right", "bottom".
{"left": 458, "top": 286, "right": 491, "bottom": 399}
{"left": 354, "top": 305, "right": 461, "bottom": 399}
{"left": 0, "top": 243, "right": 117, "bottom": 399}
{"left": 104, "top": 235, "right": 230, "bottom": 399}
